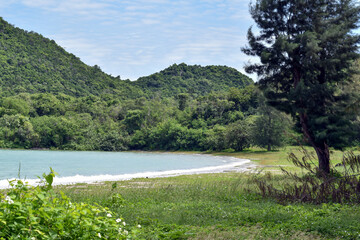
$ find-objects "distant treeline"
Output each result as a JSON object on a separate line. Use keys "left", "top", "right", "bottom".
{"left": 0, "top": 85, "right": 259, "bottom": 150}
{"left": 0, "top": 84, "right": 358, "bottom": 152}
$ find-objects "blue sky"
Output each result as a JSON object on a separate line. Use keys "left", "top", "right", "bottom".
{"left": 0, "top": 0, "right": 256, "bottom": 80}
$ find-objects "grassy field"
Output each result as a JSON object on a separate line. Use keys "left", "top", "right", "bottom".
{"left": 58, "top": 147, "right": 360, "bottom": 239}
{"left": 213, "top": 146, "right": 353, "bottom": 172}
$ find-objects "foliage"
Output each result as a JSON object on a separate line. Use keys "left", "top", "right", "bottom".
{"left": 256, "top": 147, "right": 360, "bottom": 204}
{"left": 0, "top": 84, "right": 297, "bottom": 152}
{"left": 243, "top": 0, "right": 360, "bottom": 174}
{"left": 135, "top": 63, "right": 253, "bottom": 98}
{"left": 0, "top": 16, "right": 308, "bottom": 153}
{"left": 224, "top": 121, "right": 251, "bottom": 151}
{"left": 0, "top": 114, "right": 38, "bottom": 148}
{"left": 0, "top": 18, "right": 142, "bottom": 98}
{"left": 4, "top": 14, "right": 360, "bottom": 154}
{"left": 61, "top": 173, "right": 360, "bottom": 240}
{"left": 251, "top": 94, "right": 290, "bottom": 151}
{"left": 0, "top": 170, "right": 132, "bottom": 239}
{"left": 0, "top": 17, "right": 252, "bottom": 99}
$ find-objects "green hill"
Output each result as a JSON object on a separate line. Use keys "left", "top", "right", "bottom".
{"left": 0, "top": 17, "right": 253, "bottom": 98}
{"left": 0, "top": 17, "right": 141, "bottom": 98}
{"left": 134, "top": 63, "right": 253, "bottom": 97}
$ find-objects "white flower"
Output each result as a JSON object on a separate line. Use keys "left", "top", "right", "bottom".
{"left": 31, "top": 237, "right": 36, "bottom": 240}
{"left": 137, "top": 224, "right": 141, "bottom": 228}
{"left": 124, "top": 230, "right": 129, "bottom": 235}
{"left": 116, "top": 218, "right": 121, "bottom": 223}
{"left": 5, "top": 196, "right": 14, "bottom": 204}
{"left": 107, "top": 213, "right": 112, "bottom": 218}
{"left": 122, "top": 221, "right": 126, "bottom": 226}
{"left": 97, "top": 233, "right": 101, "bottom": 238}
{"left": 118, "top": 227, "right": 122, "bottom": 232}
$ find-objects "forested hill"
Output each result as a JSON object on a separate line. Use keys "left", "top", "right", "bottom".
{"left": 0, "top": 17, "right": 253, "bottom": 98}
{"left": 134, "top": 63, "right": 253, "bottom": 97}
{"left": 0, "top": 17, "right": 140, "bottom": 98}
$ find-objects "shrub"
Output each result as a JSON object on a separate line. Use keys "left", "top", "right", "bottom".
{"left": 256, "top": 147, "right": 360, "bottom": 204}
{"left": 0, "top": 170, "right": 133, "bottom": 239}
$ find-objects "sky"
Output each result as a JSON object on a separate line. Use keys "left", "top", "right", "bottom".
{"left": 0, "top": 0, "right": 257, "bottom": 80}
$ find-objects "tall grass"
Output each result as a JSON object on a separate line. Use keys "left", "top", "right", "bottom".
{"left": 59, "top": 173, "right": 360, "bottom": 239}
{"left": 256, "top": 147, "right": 360, "bottom": 204}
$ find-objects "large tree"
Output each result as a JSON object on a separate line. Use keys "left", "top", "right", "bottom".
{"left": 243, "top": 0, "right": 360, "bottom": 174}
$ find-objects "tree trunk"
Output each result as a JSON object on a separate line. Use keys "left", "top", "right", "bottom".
{"left": 314, "top": 142, "right": 330, "bottom": 175}
{"left": 294, "top": 68, "right": 330, "bottom": 175}
{"left": 267, "top": 144, "right": 271, "bottom": 151}
{"left": 299, "top": 113, "right": 331, "bottom": 174}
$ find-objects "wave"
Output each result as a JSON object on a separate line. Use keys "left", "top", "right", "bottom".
{"left": 0, "top": 158, "right": 251, "bottom": 189}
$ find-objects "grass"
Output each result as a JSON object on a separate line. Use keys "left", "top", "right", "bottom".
{"left": 214, "top": 146, "right": 357, "bottom": 173}
{"left": 59, "top": 171, "right": 360, "bottom": 239}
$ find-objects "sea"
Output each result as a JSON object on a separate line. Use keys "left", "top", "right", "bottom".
{"left": 0, "top": 149, "right": 250, "bottom": 188}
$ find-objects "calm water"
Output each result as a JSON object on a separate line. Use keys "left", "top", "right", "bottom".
{"left": 0, "top": 149, "right": 250, "bottom": 187}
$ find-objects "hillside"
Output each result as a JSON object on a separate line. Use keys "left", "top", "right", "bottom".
{"left": 135, "top": 63, "right": 253, "bottom": 97}
{"left": 0, "top": 17, "right": 253, "bottom": 98}
{"left": 0, "top": 17, "right": 141, "bottom": 98}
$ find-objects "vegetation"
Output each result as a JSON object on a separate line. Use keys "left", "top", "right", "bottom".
{"left": 0, "top": 18, "right": 141, "bottom": 98}
{"left": 59, "top": 172, "right": 360, "bottom": 240}
{"left": 255, "top": 147, "right": 360, "bottom": 204}
{"left": 2, "top": 148, "right": 360, "bottom": 239}
{"left": 0, "top": 2, "right": 360, "bottom": 238}
{"left": 0, "top": 170, "right": 134, "bottom": 239}
{"left": 0, "top": 17, "right": 251, "bottom": 99}
{"left": 134, "top": 63, "right": 252, "bottom": 97}
{"left": 0, "top": 84, "right": 303, "bottom": 152}
{"left": 243, "top": 0, "right": 360, "bottom": 174}
{"left": 0, "top": 16, "right": 359, "bottom": 153}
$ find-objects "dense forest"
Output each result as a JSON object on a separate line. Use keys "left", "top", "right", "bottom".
{"left": 0, "top": 17, "right": 358, "bottom": 152}
{"left": 0, "top": 85, "right": 289, "bottom": 151}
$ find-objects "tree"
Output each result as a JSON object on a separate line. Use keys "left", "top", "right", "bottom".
{"left": 0, "top": 114, "right": 38, "bottom": 148}
{"left": 176, "top": 93, "right": 189, "bottom": 111}
{"left": 243, "top": 0, "right": 360, "bottom": 174}
{"left": 252, "top": 94, "right": 289, "bottom": 151}
{"left": 225, "top": 120, "right": 251, "bottom": 151}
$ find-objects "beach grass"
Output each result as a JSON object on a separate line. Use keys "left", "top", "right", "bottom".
{"left": 59, "top": 170, "right": 360, "bottom": 239}
{"left": 213, "top": 146, "right": 357, "bottom": 173}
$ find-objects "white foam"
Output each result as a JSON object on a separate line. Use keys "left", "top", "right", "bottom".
{"left": 0, "top": 158, "right": 252, "bottom": 189}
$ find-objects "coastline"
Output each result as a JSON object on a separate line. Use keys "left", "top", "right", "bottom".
{"left": 0, "top": 152, "right": 256, "bottom": 189}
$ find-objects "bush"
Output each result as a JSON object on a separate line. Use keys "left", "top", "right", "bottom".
{"left": 256, "top": 147, "right": 360, "bottom": 204}
{"left": 0, "top": 170, "right": 133, "bottom": 239}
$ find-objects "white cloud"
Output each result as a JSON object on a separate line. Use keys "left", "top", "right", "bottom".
{"left": 51, "top": 35, "right": 113, "bottom": 66}
{"left": 21, "top": 0, "right": 116, "bottom": 19}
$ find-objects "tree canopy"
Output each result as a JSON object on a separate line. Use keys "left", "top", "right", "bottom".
{"left": 243, "top": 0, "right": 360, "bottom": 174}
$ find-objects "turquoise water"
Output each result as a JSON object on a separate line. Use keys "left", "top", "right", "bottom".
{"left": 0, "top": 149, "right": 249, "bottom": 187}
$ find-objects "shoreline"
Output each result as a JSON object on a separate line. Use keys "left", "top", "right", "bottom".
{"left": 0, "top": 154, "right": 257, "bottom": 189}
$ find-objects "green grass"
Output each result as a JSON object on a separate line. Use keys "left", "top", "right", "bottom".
{"left": 59, "top": 172, "right": 360, "bottom": 239}
{"left": 213, "top": 146, "right": 358, "bottom": 172}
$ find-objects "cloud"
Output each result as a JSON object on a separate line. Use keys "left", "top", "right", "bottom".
{"left": 142, "top": 19, "right": 161, "bottom": 25}
{"left": 21, "top": 0, "right": 116, "bottom": 19}
{"left": 51, "top": 34, "right": 113, "bottom": 66}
